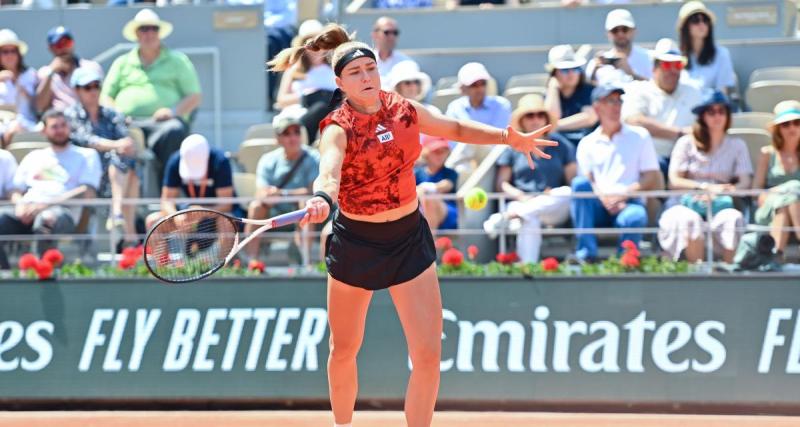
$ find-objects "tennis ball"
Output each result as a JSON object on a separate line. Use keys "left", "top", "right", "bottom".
{"left": 464, "top": 187, "right": 488, "bottom": 210}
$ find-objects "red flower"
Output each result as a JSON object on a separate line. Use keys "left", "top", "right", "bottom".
{"left": 620, "top": 253, "right": 640, "bottom": 269}
{"left": 122, "top": 247, "right": 141, "bottom": 260}
{"left": 35, "top": 260, "right": 54, "bottom": 280}
{"left": 434, "top": 237, "right": 453, "bottom": 251}
{"left": 507, "top": 252, "right": 520, "bottom": 263}
{"left": 42, "top": 249, "right": 64, "bottom": 267}
{"left": 248, "top": 259, "right": 265, "bottom": 273}
{"left": 118, "top": 256, "right": 137, "bottom": 270}
{"left": 442, "top": 248, "right": 463, "bottom": 267}
{"left": 541, "top": 257, "right": 560, "bottom": 272}
{"left": 144, "top": 245, "right": 153, "bottom": 256}
{"left": 18, "top": 253, "right": 39, "bottom": 271}
{"left": 496, "top": 252, "right": 519, "bottom": 265}
{"left": 621, "top": 240, "right": 637, "bottom": 251}
{"left": 495, "top": 253, "right": 508, "bottom": 264}
{"left": 467, "top": 245, "right": 479, "bottom": 260}
{"left": 627, "top": 247, "right": 641, "bottom": 258}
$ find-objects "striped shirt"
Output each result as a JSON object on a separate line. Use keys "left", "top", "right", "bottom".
{"left": 668, "top": 135, "right": 753, "bottom": 184}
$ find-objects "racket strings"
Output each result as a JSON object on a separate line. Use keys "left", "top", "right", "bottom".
{"left": 145, "top": 211, "right": 238, "bottom": 282}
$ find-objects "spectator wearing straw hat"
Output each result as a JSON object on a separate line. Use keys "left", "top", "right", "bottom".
{"left": 571, "top": 84, "right": 662, "bottom": 262}
{"left": 622, "top": 38, "right": 703, "bottom": 176}
{"left": 544, "top": 44, "right": 597, "bottom": 148}
{"left": 657, "top": 91, "right": 750, "bottom": 263}
{"left": 0, "top": 29, "right": 38, "bottom": 148}
{"left": 445, "top": 62, "right": 511, "bottom": 173}
{"left": 484, "top": 94, "right": 576, "bottom": 263}
{"left": 101, "top": 9, "right": 201, "bottom": 188}
{"left": 677, "top": 1, "right": 735, "bottom": 94}
{"left": 36, "top": 26, "right": 103, "bottom": 114}
{"left": 585, "top": 9, "right": 652, "bottom": 86}
{"left": 387, "top": 60, "right": 438, "bottom": 113}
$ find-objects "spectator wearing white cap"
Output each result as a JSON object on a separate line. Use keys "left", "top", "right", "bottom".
{"left": 622, "top": 38, "right": 703, "bottom": 175}
{"left": 245, "top": 111, "right": 319, "bottom": 260}
{"left": 145, "top": 134, "right": 238, "bottom": 230}
{"left": 445, "top": 62, "right": 511, "bottom": 173}
{"left": 0, "top": 29, "right": 39, "bottom": 148}
{"left": 387, "top": 60, "right": 438, "bottom": 113}
{"left": 102, "top": 9, "right": 201, "bottom": 190}
{"left": 65, "top": 67, "right": 139, "bottom": 249}
{"left": 372, "top": 17, "right": 416, "bottom": 77}
{"left": 677, "top": 1, "right": 735, "bottom": 94}
{"left": 544, "top": 44, "right": 597, "bottom": 148}
{"left": 585, "top": 9, "right": 652, "bottom": 86}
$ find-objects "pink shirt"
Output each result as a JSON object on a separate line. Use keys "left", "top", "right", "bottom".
{"left": 38, "top": 58, "right": 104, "bottom": 112}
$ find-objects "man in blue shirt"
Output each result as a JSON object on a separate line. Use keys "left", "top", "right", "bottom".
{"left": 445, "top": 62, "right": 511, "bottom": 173}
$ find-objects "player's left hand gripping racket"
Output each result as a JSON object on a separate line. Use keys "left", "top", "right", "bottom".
{"left": 144, "top": 207, "right": 307, "bottom": 283}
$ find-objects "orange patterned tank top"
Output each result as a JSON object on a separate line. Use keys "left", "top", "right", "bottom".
{"left": 319, "top": 90, "right": 421, "bottom": 216}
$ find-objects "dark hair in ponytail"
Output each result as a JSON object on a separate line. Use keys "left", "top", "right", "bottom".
{"left": 267, "top": 24, "right": 355, "bottom": 72}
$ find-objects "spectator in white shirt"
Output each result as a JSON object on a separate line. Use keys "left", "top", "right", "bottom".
{"left": 585, "top": 9, "right": 652, "bottom": 86}
{"left": 371, "top": 16, "right": 415, "bottom": 77}
{"left": 677, "top": 1, "right": 736, "bottom": 94}
{"left": 571, "top": 84, "right": 663, "bottom": 262}
{"left": 0, "top": 29, "right": 39, "bottom": 148}
{"left": 0, "top": 149, "right": 16, "bottom": 201}
{"left": 622, "top": 38, "right": 703, "bottom": 176}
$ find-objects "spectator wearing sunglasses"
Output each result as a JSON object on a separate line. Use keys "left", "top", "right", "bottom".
{"left": 544, "top": 44, "right": 597, "bottom": 148}
{"left": 753, "top": 100, "right": 800, "bottom": 258}
{"left": 585, "top": 9, "right": 652, "bottom": 86}
{"left": 445, "top": 62, "right": 511, "bottom": 174}
{"left": 483, "top": 94, "right": 576, "bottom": 263}
{"left": 64, "top": 67, "right": 140, "bottom": 250}
{"left": 0, "top": 29, "right": 38, "bottom": 148}
{"left": 371, "top": 16, "right": 416, "bottom": 77}
{"left": 622, "top": 38, "right": 703, "bottom": 176}
{"left": 677, "top": 1, "right": 735, "bottom": 94}
{"left": 102, "top": 9, "right": 201, "bottom": 191}
{"left": 36, "top": 26, "right": 103, "bottom": 114}
{"left": 658, "top": 91, "right": 751, "bottom": 263}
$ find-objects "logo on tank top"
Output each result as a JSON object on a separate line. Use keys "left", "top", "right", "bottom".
{"left": 376, "top": 123, "right": 394, "bottom": 144}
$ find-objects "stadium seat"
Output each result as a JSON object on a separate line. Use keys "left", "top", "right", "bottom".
{"left": 9, "top": 131, "right": 47, "bottom": 144}
{"left": 505, "top": 73, "right": 549, "bottom": 90}
{"left": 731, "top": 112, "right": 774, "bottom": 130}
{"left": 431, "top": 88, "right": 462, "bottom": 113}
{"left": 236, "top": 138, "right": 279, "bottom": 174}
{"left": 7, "top": 141, "right": 49, "bottom": 164}
{"left": 435, "top": 76, "right": 458, "bottom": 90}
{"left": 503, "top": 86, "right": 547, "bottom": 109}
{"left": 728, "top": 128, "right": 771, "bottom": 171}
{"left": 748, "top": 66, "right": 800, "bottom": 86}
{"left": 0, "top": 104, "right": 15, "bottom": 124}
{"left": 244, "top": 123, "right": 275, "bottom": 140}
{"left": 745, "top": 81, "right": 800, "bottom": 112}
{"left": 233, "top": 172, "right": 257, "bottom": 198}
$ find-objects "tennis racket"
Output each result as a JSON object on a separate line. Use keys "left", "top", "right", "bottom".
{"left": 143, "top": 207, "right": 307, "bottom": 283}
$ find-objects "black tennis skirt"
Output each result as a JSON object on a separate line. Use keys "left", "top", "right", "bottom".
{"left": 325, "top": 207, "right": 437, "bottom": 291}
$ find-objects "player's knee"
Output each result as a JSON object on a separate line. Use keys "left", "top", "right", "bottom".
{"left": 409, "top": 340, "right": 441, "bottom": 370}
{"left": 329, "top": 335, "right": 362, "bottom": 362}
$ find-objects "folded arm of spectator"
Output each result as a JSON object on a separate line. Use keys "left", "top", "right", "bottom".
{"left": 555, "top": 107, "right": 598, "bottom": 132}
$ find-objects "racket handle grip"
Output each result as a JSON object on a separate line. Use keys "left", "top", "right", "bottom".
{"left": 273, "top": 209, "right": 308, "bottom": 228}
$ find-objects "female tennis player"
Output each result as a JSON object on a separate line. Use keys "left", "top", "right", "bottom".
{"left": 269, "top": 24, "right": 556, "bottom": 427}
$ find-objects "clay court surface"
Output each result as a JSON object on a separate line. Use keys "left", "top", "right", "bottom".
{"left": 1, "top": 411, "right": 799, "bottom": 427}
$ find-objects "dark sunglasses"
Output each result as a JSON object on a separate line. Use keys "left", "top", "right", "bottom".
{"left": 779, "top": 119, "right": 800, "bottom": 128}
{"left": 523, "top": 111, "right": 549, "bottom": 120}
{"left": 79, "top": 82, "right": 101, "bottom": 91}
{"left": 688, "top": 13, "right": 710, "bottom": 25}
{"left": 281, "top": 126, "right": 301, "bottom": 136}
{"left": 50, "top": 37, "right": 74, "bottom": 50}
{"left": 609, "top": 26, "right": 631, "bottom": 35}
{"left": 380, "top": 29, "right": 400, "bottom": 36}
{"left": 0, "top": 48, "right": 18, "bottom": 55}
{"left": 137, "top": 25, "right": 160, "bottom": 33}
{"left": 658, "top": 61, "right": 685, "bottom": 72}
{"left": 703, "top": 105, "right": 728, "bottom": 116}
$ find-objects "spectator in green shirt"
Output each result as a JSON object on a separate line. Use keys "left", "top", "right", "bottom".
{"left": 101, "top": 9, "right": 202, "bottom": 188}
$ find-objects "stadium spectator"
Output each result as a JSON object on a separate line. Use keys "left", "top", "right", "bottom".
{"left": 677, "top": 1, "right": 735, "bottom": 94}
{"left": 753, "top": 100, "right": 800, "bottom": 257}
{"left": 36, "top": 26, "right": 103, "bottom": 114}
{"left": 245, "top": 113, "right": 319, "bottom": 260}
{"left": 388, "top": 60, "right": 437, "bottom": 112}
{"left": 415, "top": 135, "right": 458, "bottom": 232}
{"left": 101, "top": 9, "right": 201, "bottom": 187}
{"left": 445, "top": 62, "right": 511, "bottom": 173}
{"left": 372, "top": 17, "right": 415, "bottom": 77}
{"left": 622, "top": 38, "right": 703, "bottom": 175}
{"left": 275, "top": 20, "right": 328, "bottom": 109}
{"left": 0, "top": 149, "right": 16, "bottom": 200}
{"left": 0, "top": 29, "right": 38, "bottom": 148}
{"left": 64, "top": 67, "right": 139, "bottom": 250}
{"left": 0, "top": 110, "right": 101, "bottom": 269}
{"left": 571, "top": 84, "right": 663, "bottom": 262}
{"left": 544, "top": 44, "right": 597, "bottom": 148}
{"left": 483, "top": 94, "right": 576, "bottom": 263}
{"left": 454, "top": 0, "right": 514, "bottom": 6}
{"left": 375, "top": 0, "right": 432, "bottom": 8}
{"left": 144, "top": 134, "right": 238, "bottom": 230}
{"left": 585, "top": 9, "right": 652, "bottom": 86}
{"left": 657, "top": 91, "right": 751, "bottom": 263}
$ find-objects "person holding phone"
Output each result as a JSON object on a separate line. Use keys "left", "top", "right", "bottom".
{"left": 586, "top": 9, "right": 653, "bottom": 86}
